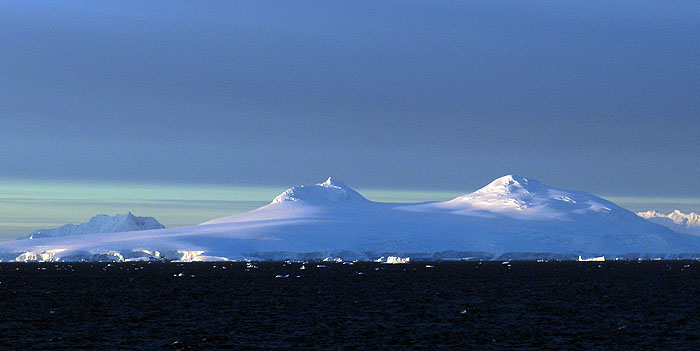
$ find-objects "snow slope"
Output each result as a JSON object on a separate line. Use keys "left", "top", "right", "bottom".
{"left": 20, "top": 213, "right": 164, "bottom": 240}
{"left": 637, "top": 210, "right": 700, "bottom": 236}
{"left": 2, "top": 176, "right": 700, "bottom": 262}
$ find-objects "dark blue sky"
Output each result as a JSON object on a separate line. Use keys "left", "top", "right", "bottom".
{"left": 1, "top": 1, "right": 699, "bottom": 196}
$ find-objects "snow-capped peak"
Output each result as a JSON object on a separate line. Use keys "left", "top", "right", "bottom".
{"left": 436, "top": 175, "right": 614, "bottom": 219}
{"left": 637, "top": 210, "right": 665, "bottom": 218}
{"left": 668, "top": 210, "right": 700, "bottom": 226}
{"left": 271, "top": 177, "right": 367, "bottom": 204}
{"left": 447, "top": 175, "right": 553, "bottom": 210}
{"left": 471, "top": 175, "right": 549, "bottom": 197}
{"left": 637, "top": 210, "right": 700, "bottom": 236}
{"left": 319, "top": 177, "right": 347, "bottom": 189}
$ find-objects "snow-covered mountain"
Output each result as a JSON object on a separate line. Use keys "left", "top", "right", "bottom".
{"left": 2, "top": 176, "right": 700, "bottom": 262}
{"left": 20, "top": 213, "right": 164, "bottom": 240}
{"left": 270, "top": 177, "right": 367, "bottom": 204}
{"left": 637, "top": 210, "right": 700, "bottom": 236}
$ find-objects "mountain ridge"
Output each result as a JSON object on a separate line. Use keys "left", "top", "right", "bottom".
{"left": 637, "top": 210, "right": 700, "bottom": 236}
{"left": 21, "top": 213, "right": 164, "bottom": 240}
{"left": 2, "top": 176, "right": 699, "bottom": 262}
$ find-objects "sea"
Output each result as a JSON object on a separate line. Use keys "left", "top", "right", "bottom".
{"left": 1, "top": 261, "right": 699, "bottom": 350}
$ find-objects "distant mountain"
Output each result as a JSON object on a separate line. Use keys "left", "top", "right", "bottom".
{"left": 637, "top": 210, "right": 700, "bottom": 236}
{"left": 2, "top": 176, "right": 700, "bottom": 262}
{"left": 21, "top": 213, "right": 164, "bottom": 240}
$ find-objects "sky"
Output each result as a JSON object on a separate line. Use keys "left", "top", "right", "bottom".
{"left": 0, "top": 1, "right": 699, "bottom": 239}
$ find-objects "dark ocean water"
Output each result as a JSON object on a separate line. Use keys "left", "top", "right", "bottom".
{"left": 1, "top": 261, "right": 700, "bottom": 350}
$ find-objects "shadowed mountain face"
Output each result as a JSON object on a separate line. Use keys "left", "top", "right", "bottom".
{"left": 2, "top": 176, "right": 699, "bottom": 262}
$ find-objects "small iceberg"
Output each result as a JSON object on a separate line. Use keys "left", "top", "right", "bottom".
{"left": 383, "top": 256, "right": 410, "bottom": 264}
{"left": 578, "top": 255, "right": 605, "bottom": 262}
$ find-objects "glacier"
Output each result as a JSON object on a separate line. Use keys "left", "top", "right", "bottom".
{"left": 20, "top": 213, "right": 164, "bottom": 240}
{"left": 2, "top": 175, "right": 700, "bottom": 262}
{"left": 637, "top": 210, "right": 700, "bottom": 236}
